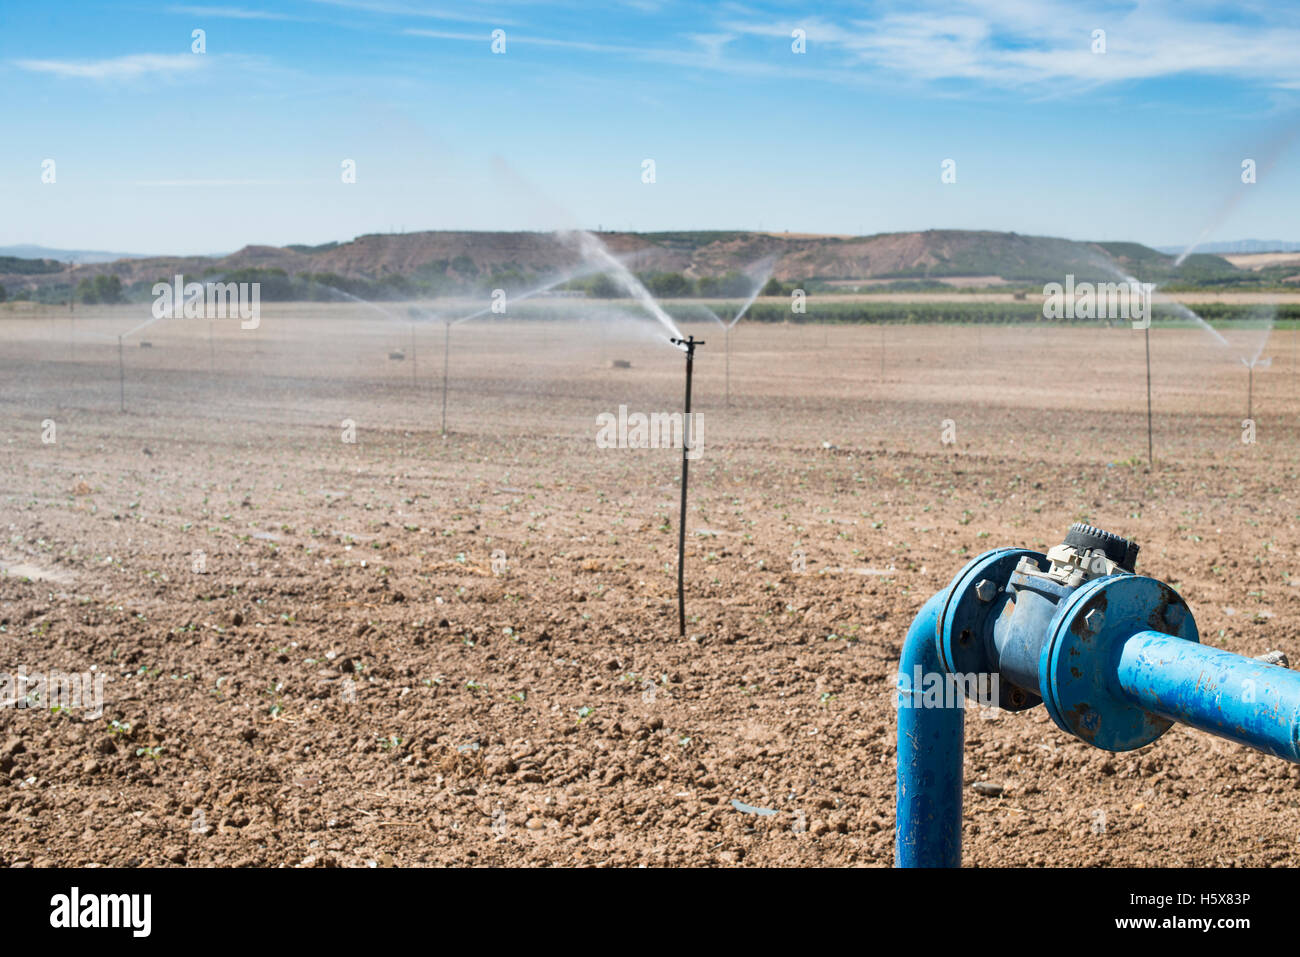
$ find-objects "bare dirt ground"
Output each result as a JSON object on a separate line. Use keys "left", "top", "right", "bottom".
{"left": 2, "top": 303, "right": 1299, "bottom": 867}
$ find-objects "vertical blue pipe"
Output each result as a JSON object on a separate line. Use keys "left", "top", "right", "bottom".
{"left": 895, "top": 589, "right": 964, "bottom": 867}
{"left": 1114, "top": 631, "right": 1300, "bottom": 762}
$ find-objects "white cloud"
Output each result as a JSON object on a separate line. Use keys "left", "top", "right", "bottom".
{"left": 133, "top": 179, "right": 289, "bottom": 186}
{"left": 721, "top": 1, "right": 1300, "bottom": 91}
{"left": 167, "top": 5, "right": 299, "bottom": 19}
{"left": 309, "top": 0, "right": 519, "bottom": 25}
{"left": 15, "top": 53, "right": 207, "bottom": 81}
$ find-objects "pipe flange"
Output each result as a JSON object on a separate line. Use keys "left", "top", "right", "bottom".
{"left": 939, "top": 547, "right": 1045, "bottom": 712}
{"left": 1039, "top": 575, "right": 1198, "bottom": 752}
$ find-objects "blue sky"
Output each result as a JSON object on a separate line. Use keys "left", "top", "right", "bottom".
{"left": 1, "top": 0, "right": 1297, "bottom": 254}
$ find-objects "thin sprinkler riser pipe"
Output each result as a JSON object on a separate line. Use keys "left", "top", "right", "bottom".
{"left": 1144, "top": 323, "right": 1153, "bottom": 467}
{"left": 895, "top": 589, "right": 963, "bottom": 868}
{"left": 440, "top": 322, "right": 450, "bottom": 434}
{"left": 1114, "top": 630, "right": 1300, "bottom": 762}
{"left": 676, "top": 347, "right": 694, "bottom": 637}
{"left": 724, "top": 326, "right": 730, "bottom": 407}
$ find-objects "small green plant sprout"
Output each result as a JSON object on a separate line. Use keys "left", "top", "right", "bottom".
{"left": 376, "top": 735, "right": 403, "bottom": 751}
{"left": 265, "top": 681, "right": 286, "bottom": 717}
{"left": 108, "top": 719, "right": 132, "bottom": 736}
{"left": 576, "top": 705, "right": 594, "bottom": 722}
{"left": 135, "top": 745, "right": 162, "bottom": 759}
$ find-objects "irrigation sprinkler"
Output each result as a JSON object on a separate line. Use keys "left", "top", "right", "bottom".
{"left": 896, "top": 522, "right": 1300, "bottom": 867}
{"left": 669, "top": 335, "right": 704, "bottom": 637}
{"left": 1245, "top": 358, "right": 1254, "bottom": 421}
{"left": 440, "top": 320, "right": 450, "bottom": 435}
{"left": 880, "top": 324, "right": 886, "bottom": 382}
{"left": 1143, "top": 321, "right": 1153, "bottom": 467}
{"left": 720, "top": 256, "right": 776, "bottom": 407}
{"left": 1241, "top": 356, "right": 1271, "bottom": 422}
{"left": 724, "top": 325, "right": 730, "bottom": 407}
{"left": 430, "top": 254, "right": 614, "bottom": 433}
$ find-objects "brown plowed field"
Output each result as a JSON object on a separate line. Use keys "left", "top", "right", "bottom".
{"left": 1, "top": 304, "right": 1297, "bottom": 867}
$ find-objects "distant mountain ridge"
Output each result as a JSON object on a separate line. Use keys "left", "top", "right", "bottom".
{"left": 1154, "top": 240, "right": 1300, "bottom": 254}
{"left": 0, "top": 245, "right": 154, "bottom": 264}
{"left": 1, "top": 229, "right": 1286, "bottom": 299}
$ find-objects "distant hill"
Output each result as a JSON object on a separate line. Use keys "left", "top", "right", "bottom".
{"left": 0, "top": 229, "right": 1271, "bottom": 302}
{"left": 1154, "top": 240, "right": 1300, "bottom": 254}
{"left": 0, "top": 245, "right": 153, "bottom": 264}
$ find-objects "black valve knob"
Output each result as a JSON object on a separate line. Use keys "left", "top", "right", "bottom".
{"left": 1063, "top": 522, "right": 1139, "bottom": 572}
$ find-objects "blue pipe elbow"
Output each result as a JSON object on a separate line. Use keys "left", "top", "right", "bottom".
{"left": 895, "top": 589, "right": 964, "bottom": 867}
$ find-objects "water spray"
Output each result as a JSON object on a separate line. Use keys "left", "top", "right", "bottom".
{"left": 1091, "top": 251, "right": 1248, "bottom": 465}
{"left": 669, "top": 335, "right": 704, "bottom": 637}
{"left": 435, "top": 257, "right": 616, "bottom": 433}
{"left": 723, "top": 256, "right": 777, "bottom": 407}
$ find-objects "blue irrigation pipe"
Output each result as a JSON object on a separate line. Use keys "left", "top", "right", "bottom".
{"left": 895, "top": 590, "right": 963, "bottom": 867}
{"left": 1114, "top": 632, "right": 1300, "bottom": 762}
{"left": 895, "top": 526, "right": 1300, "bottom": 867}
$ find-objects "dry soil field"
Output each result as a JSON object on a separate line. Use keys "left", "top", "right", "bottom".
{"left": 2, "top": 303, "right": 1299, "bottom": 867}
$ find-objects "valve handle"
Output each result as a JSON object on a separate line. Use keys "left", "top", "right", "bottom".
{"left": 1063, "top": 522, "right": 1139, "bottom": 572}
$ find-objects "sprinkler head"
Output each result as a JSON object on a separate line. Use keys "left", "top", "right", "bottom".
{"left": 670, "top": 335, "right": 705, "bottom": 354}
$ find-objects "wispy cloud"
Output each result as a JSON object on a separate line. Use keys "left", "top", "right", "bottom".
{"left": 133, "top": 179, "right": 291, "bottom": 186}
{"left": 15, "top": 53, "right": 207, "bottom": 81}
{"left": 309, "top": 0, "right": 519, "bottom": 26}
{"left": 403, "top": 27, "right": 792, "bottom": 77}
{"left": 167, "top": 5, "right": 300, "bottom": 19}
{"left": 404, "top": 1, "right": 1300, "bottom": 94}
{"left": 722, "top": 1, "right": 1300, "bottom": 91}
